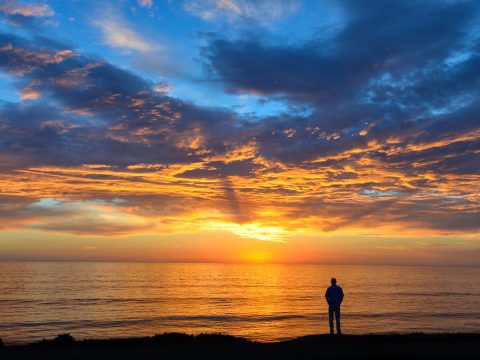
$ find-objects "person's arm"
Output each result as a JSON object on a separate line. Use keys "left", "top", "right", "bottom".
{"left": 325, "top": 288, "right": 331, "bottom": 305}
{"left": 339, "top": 288, "right": 344, "bottom": 304}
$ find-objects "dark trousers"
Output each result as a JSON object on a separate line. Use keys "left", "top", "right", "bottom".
{"left": 329, "top": 306, "right": 341, "bottom": 335}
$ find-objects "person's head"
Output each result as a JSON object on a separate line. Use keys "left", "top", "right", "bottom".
{"left": 331, "top": 278, "right": 337, "bottom": 285}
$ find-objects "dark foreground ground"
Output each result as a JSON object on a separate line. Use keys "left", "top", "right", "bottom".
{"left": 1, "top": 333, "right": 480, "bottom": 360}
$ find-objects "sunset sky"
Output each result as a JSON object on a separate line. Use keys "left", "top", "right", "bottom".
{"left": 0, "top": 0, "right": 479, "bottom": 265}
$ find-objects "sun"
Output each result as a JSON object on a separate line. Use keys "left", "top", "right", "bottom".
{"left": 242, "top": 250, "right": 274, "bottom": 263}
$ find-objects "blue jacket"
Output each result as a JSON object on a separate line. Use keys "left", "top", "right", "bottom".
{"left": 325, "top": 285, "right": 344, "bottom": 308}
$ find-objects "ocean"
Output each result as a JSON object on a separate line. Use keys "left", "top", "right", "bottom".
{"left": 1, "top": 262, "right": 479, "bottom": 344}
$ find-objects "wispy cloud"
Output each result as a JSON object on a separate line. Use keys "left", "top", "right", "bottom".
{"left": 184, "top": 0, "right": 299, "bottom": 25}
{"left": 93, "top": 11, "right": 153, "bottom": 53}
{"left": 137, "top": 0, "right": 153, "bottom": 9}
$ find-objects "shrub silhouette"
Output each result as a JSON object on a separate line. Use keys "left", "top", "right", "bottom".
{"left": 52, "top": 334, "right": 75, "bottom": 345}
{"left": 196, "top": 333, "right": 250, "bottom": 344}
{"left": 151, "top": 333, "right": 194, "bottom": 345}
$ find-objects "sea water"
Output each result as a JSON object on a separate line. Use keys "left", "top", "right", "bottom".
{"left": 1, "top": 262, "right": 479, "bottom": 344}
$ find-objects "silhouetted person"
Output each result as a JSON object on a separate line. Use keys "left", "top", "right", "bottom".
{"left": 325, "top": 277, "right": 344, "bottom": 335}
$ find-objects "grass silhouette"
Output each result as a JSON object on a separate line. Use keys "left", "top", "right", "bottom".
{"left": 2, "top": 332, "right": 480, "bottom": 359}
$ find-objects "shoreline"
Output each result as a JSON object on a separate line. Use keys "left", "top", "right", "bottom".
{"left": 2, "top": 332, "right": 480, "bottom": 359}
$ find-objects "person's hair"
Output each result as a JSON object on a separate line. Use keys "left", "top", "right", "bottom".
{"left": 331, "top": 278, "right": 337, "bottom": 284}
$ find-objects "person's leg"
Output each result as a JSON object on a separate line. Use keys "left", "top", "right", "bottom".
{"left": 328, "top": 307, "right": 334, "bottom": 335}
{"left": 335, "top": 307, "right": 342, "bottom": 335}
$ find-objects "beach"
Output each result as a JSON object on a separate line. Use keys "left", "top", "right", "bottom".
{"left": 2, "top": 333, "right": 480, "bottom": 360}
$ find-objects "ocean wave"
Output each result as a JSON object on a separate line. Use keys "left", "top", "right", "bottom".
{"left": 345, "top": 311, "right": 480, "bottom": 319}
{"left": 0, "top": 296, "right": 256, "bottom": 307}
{"left": 3, "top": 311, "right": 480, "bottom": 332}
{"left": 0, "top": 314, "right": 309, "bottom": 330}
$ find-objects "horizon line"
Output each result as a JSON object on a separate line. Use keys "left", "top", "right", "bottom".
{"left": 0, "top": 259, "right": 479, "bottom": 268}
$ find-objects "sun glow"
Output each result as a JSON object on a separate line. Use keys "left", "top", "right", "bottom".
{"left": 205, "top": 222, "right": 290, "bottom": 242}
{"left": 242, "top": 250, "right": 274, "bottom": 263}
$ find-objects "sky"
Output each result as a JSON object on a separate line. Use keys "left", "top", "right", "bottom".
{"left": 0, "top": 0, "right": 479, "bottom": 265}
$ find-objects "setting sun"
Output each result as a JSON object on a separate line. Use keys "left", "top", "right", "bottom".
{"left": 242, "top": 250, "right": 274, "bottom": 263}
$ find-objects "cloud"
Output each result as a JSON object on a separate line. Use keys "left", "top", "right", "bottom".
{"left": 0, "top": 0, "right": 54, "bottom": 17}
{"left": 201, "top": 0, "right": 480, "bottom": 137}
{"left": 0, "top": 0, "right": 479, "bottom": 240}
{"left": 90, "top": 7, "right": 186, "bottom": 78}
{"left": 153, "top": 82, "right": 171, "bottom": 93}
{"left": 201, "top": 0, "right": 480, "bottom": 167}
{"left": 0, "top": 197, "right": 155, "bottom": 236}
{"left": 184, "top": 0, "right": 299, "bottom": 25}
{"left": 93, "top": 12, "right": 154, "bottom": 53}
{"left": 175, "top": 159, "right": 260, "bottom": 179}
{"left": 137, "top": 0, "right": 153, "bottom": 9}
{"left": 0, "top": 39, "right": 76, "bottom": 76}
{"left": 203, "top": 0, "right": 479, "bottom": 104}
{"left": 0, "top": 32, "right": 247, "bottom": 172}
